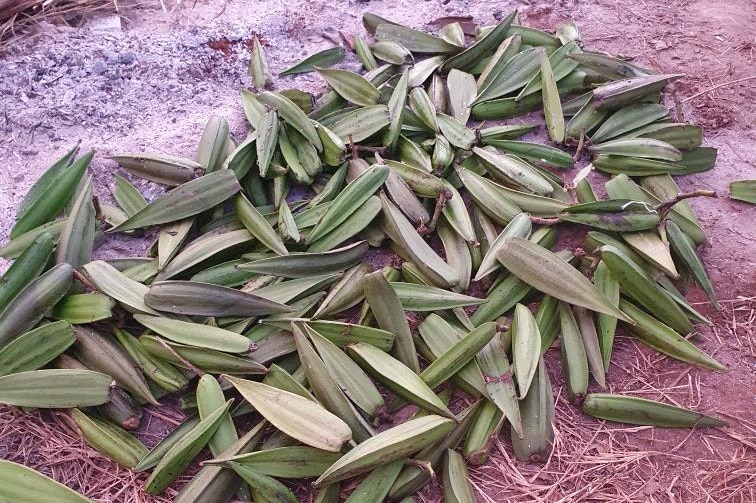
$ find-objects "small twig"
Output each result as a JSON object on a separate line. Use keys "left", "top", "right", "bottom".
{"left": 585, "top": 253, "right": 602, "bottom": 279}
{"left": 655, "top": 189, "right": 717, "bottom": 217}
{"left": 572, "top": 129, "right": 586, "bottom": 161}
{"left": 321, "top": 30, "right": 343, "bottom": 46}
{"left": 348, "top": 134, "right": 357, "bottom": 159}
{"left": 564, "top": 178, "right": 576, "bottom": 192}
{"left": 530, "top": 216, "right": 561, "bottom": 226}
{"left": 564, "top": 179, "right": 578, "bottom": 203}
{"left": 416, "top": 222, "right": 430, "bottom": 235}
{"left": 338, "top": 31, "right": 352, "bottom": 49}
{"left": 210, "top": 0, "right": 229, "bottom": 21}
{"left": 681, "top": 75, "right": 756, "bottom": 103}
{"left": 405, "top": 459, "right": 435, "bottom": 478}
{"left": 426, "top": 189, "right": 451, "bottom": 232}
{"left": 671, "top": 84, "right": 685, "bottom": 122}
{"left": 156, "top": 338, "right": 204, "bottom": 377}
{"left": 72, "top": 270, "right": 96, "bottom": 292}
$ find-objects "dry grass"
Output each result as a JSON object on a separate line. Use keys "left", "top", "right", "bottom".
{"left": 467, "top": 397, "right": 756, "bottom": 503}
{"left": 0, "top": 0, "right": 122, "bottom": 51}
{"left": 0, "top": 407, "right": 171, "bottom": 502}
{"left": 467, "top": 297, "right": 756, "bottom": 503}
{"left": 0, "top": 299, "right": 753, "bottom": 502}
{"left": 471, "top": 403, "right": 665, "bottom": 502}
{"left": 704, "top": 296, "right": 756, "bottom": 358}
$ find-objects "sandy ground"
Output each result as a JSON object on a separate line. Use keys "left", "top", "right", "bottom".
{"left": 0, "top": 0, "right": 755, "bottom": 501}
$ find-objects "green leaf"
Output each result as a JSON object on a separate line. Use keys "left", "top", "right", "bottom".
{"left": 280, "top": 47, "right": 345, "bottom": 75}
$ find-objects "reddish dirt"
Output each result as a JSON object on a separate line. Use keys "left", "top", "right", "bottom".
{"left": 0, "top": 0, "right": 754, "bottom": 502}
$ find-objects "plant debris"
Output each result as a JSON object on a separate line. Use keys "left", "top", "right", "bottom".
{"left": 0, "top": 8, "right": 748, "bottom": 502}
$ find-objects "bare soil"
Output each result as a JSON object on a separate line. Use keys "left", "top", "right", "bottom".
{"left": 0, "top": 0, "right": 754, "bottom": 501}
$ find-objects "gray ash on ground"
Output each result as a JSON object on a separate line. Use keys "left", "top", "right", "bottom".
{"left": 0, "top": 26, "right": 250, "bottom": 138}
